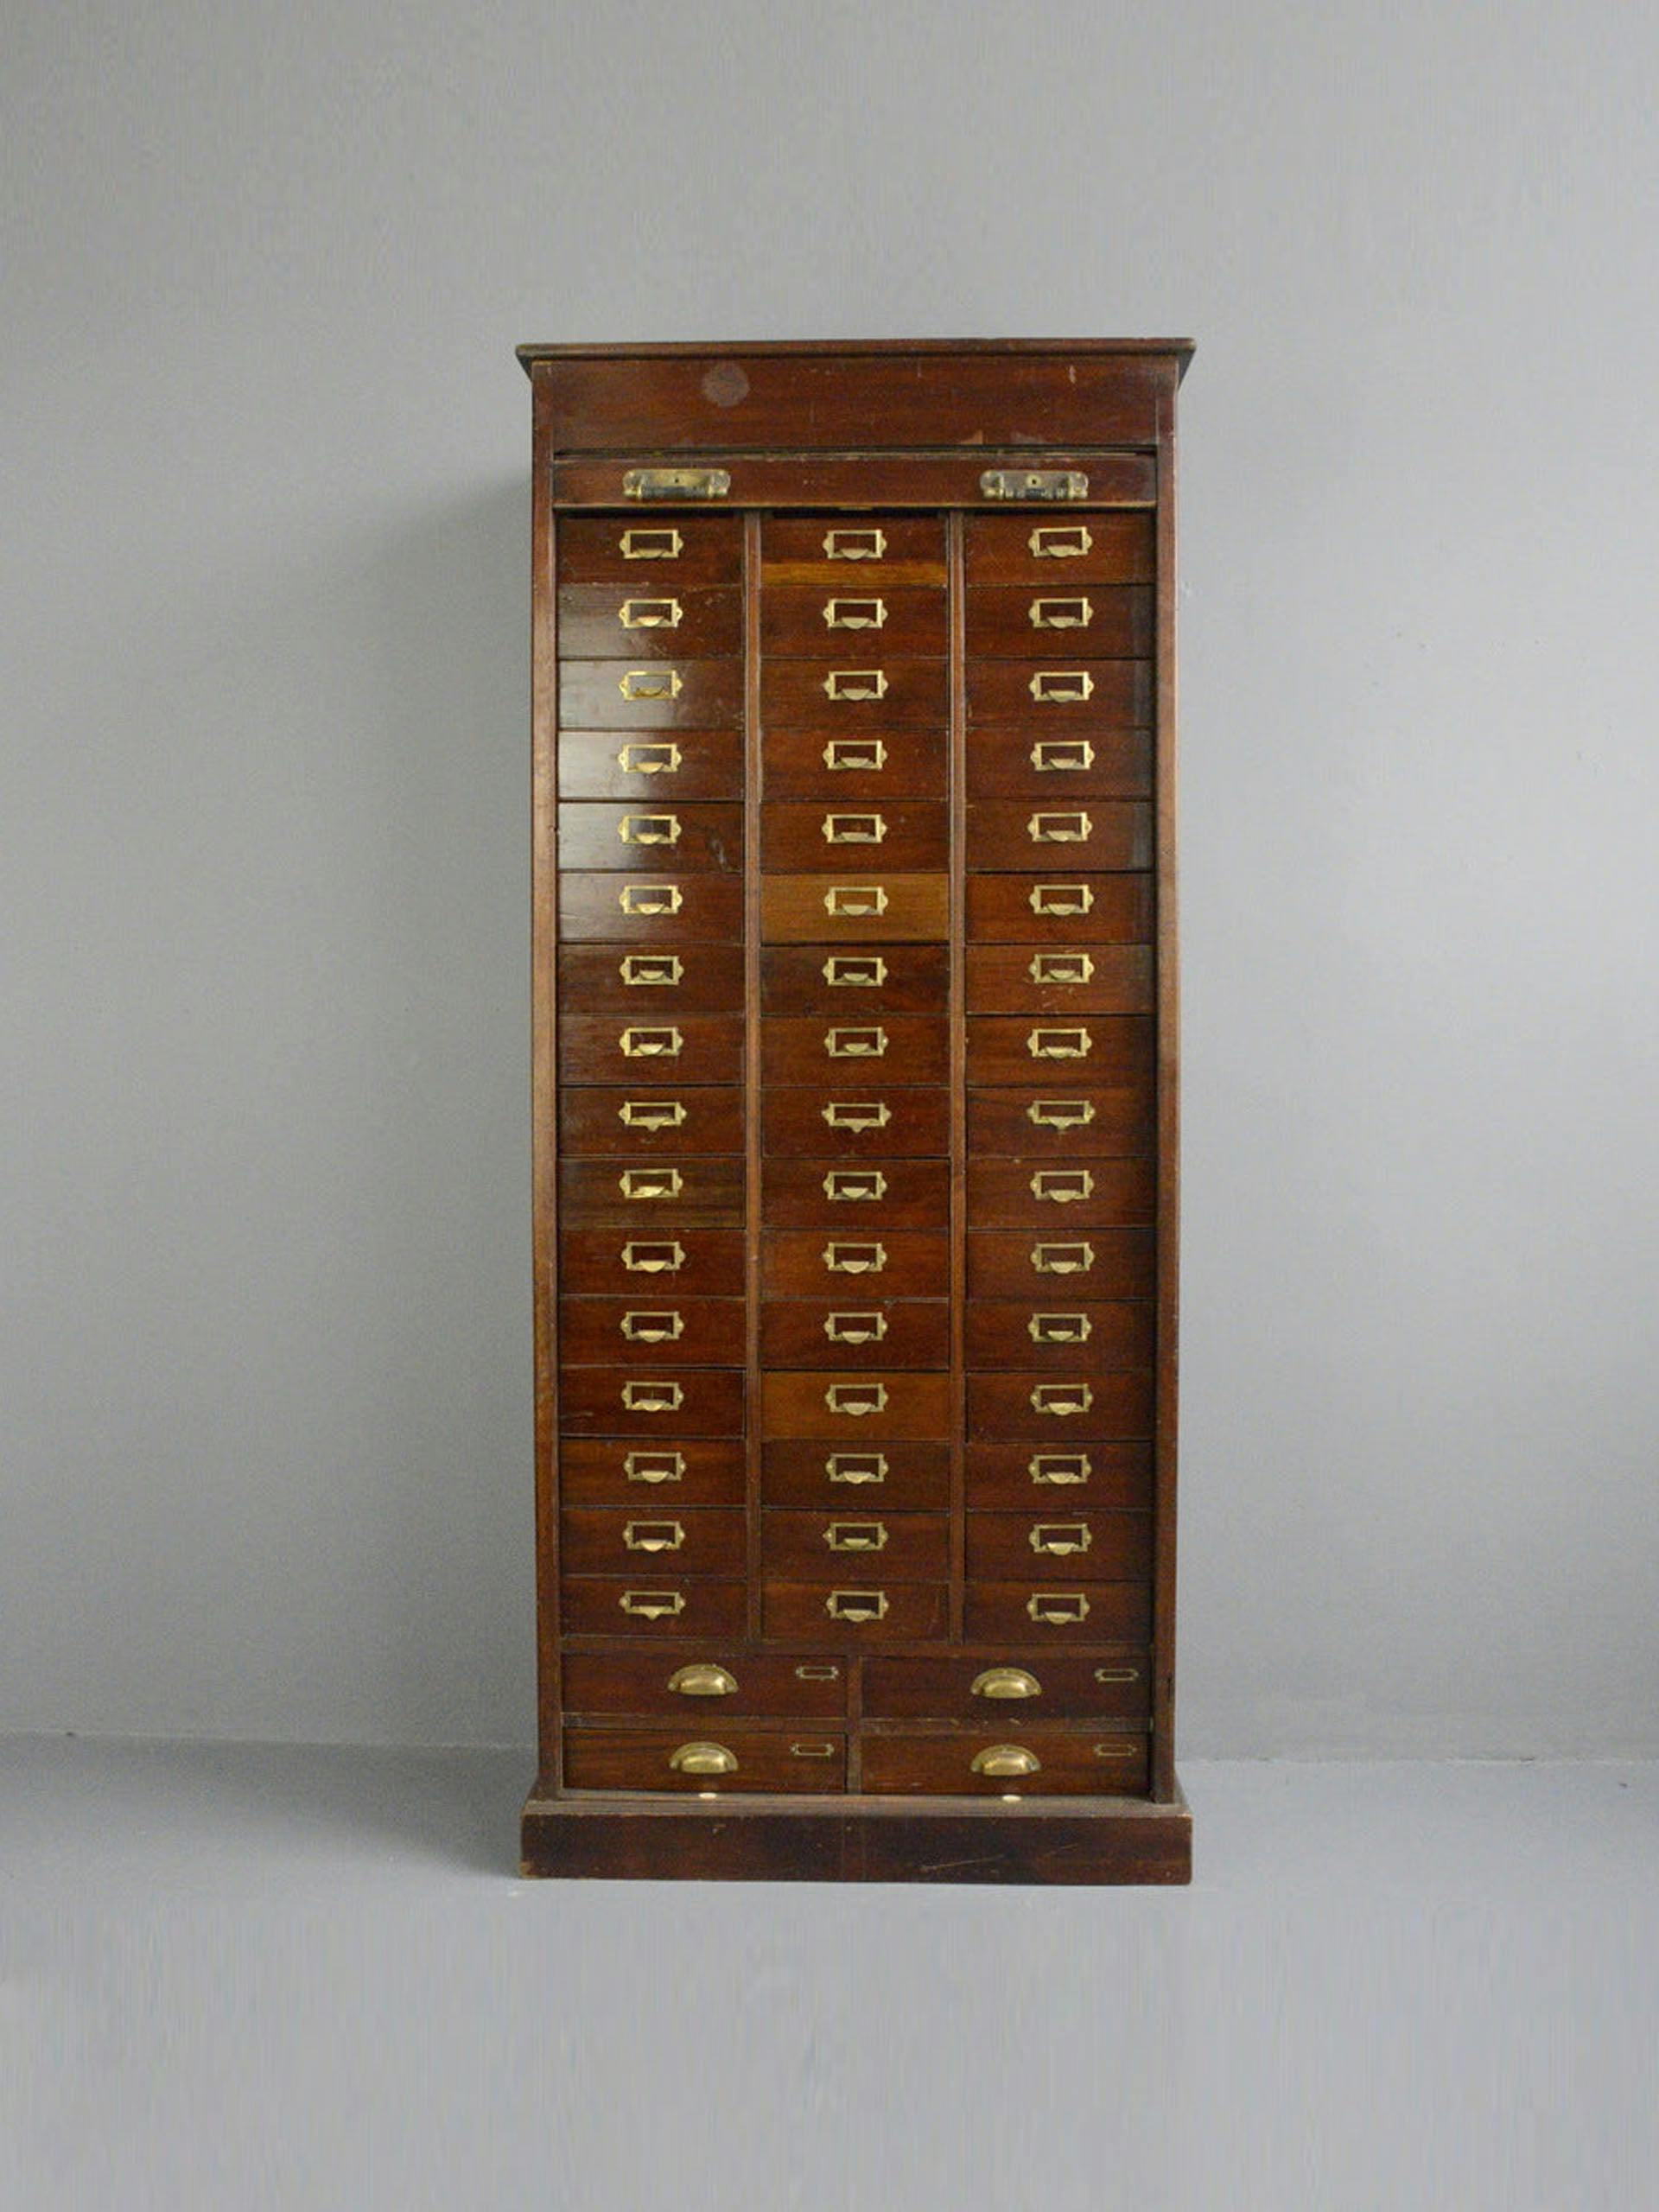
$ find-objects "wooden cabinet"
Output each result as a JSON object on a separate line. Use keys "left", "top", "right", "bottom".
{"left": 521, "top": 340, "right": 1193, "bottom": 1885}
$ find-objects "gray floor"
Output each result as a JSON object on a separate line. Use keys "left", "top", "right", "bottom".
{"left": 2, "top": 1742, "right": 1652, "bottom": 2210}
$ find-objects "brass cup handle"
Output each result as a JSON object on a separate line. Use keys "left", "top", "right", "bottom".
{"left": 969, "top": 1745, "right": 1042, "bottom": 1777}
{"left": 970, "top": 1667, "right": 1043, "bottom": 1700}
{"left": 668, "top": 1740, "right": 737, "bottom": 1775}
{"left": 667, "top": 1663, "right": 737, "bottom": 1697}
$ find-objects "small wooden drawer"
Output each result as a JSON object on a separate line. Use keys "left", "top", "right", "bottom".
{"left": 559, "top": 1438, "right": 747, "bottom": 1507}
{"left": 859, "top": 1727, "right": 1149, "bottom": 1796}
{"left": 562, "top": 1725, "right": 847, "bottom": 1794}
{"left": 558, "top": 1295, "right": 747, "bottom": 1368}
{"left": 556, "top": 585, "right": 742, "bottom": 660}
{"left": 557, "top": 942, "right": 746, "bottom": 1014}
{"left": 559, "top": 1086, "right": 745, "bottom": 1160}
{"left": 965, "top": 1510, "right": 1153, "bottom": 1582}
{"left": 967, "top": 1228, "right": 1155, "bottom": 1300}
{"left": 559, "top": 1014, "right": 745, "bottom": 1087}
{"left": 761, "top": 1510, "right": 950, "bottom": 1580}
{"left": 762, "top": 1580, "right": 948, "bottom": 1644}
{"left": 761, "top": 873, "right": 949, "bottom": 944}
{"left": 557, "top": 729, "right": 745, "bottom": 803}
{"left": 761, "top": 515, "right": 945, "bottom": 585}
{"left": 560, "top": 1650, "right": 849, "bottom": 1719}
{"left": 760, "top": 1298, "right": 950, "bottom": 1370}
{"left": 965, "top": 728, "right": 1152, "bottom": 801}
{"left": 762, "top": 801, "right": 949, "bottom": 874}
{"left": 559, "top": 871, "right": 744, "bottom": 944}
{"left": 964, "top": 1370, "right": 1154, "bottom": 1441}
{"left": 965, "top": 1300, "right": 1155, "bottom": 1372}
{"left": 557, "top": 802, "right": 743, "bottom": 874}
{"left": 761, "top": 658, "right": 947, "bottom": 728}
{"left": 966, "top": 1157, "right": 1157, "bottom": 1230}
{"left": 966, "top": 583, "right": 1153, "bottom": 660}
{"left": 965, "top": 872, "right": 1153, "bottom": 944}
{"left": 762, "top": 1014, "right": 949, "bottom": 1085}
{"left": 558, "top": 1364, "right": 746, "bottom": 1439}
{"left": 762, "top": 1230, "right": 949, "bottom": 1299}
{"left": 559, "top": 658, "right": 743, "bottom": 731}
{"left": 760, "top": 1370, "right": 951, "bottom": 1441}
{"left": 559, "top": 1157, "right": 745, "bottom": 1227}
{"left": 761, "top": 1439, "right": 951, "bottom": 1509}
{"left": 762, "top": 587, "right": 947, "bottom": 659}
{"left": 963, "top": 511, "right": 1154, "bottom": 587}
{"left": 560, "top": 1505, "right": 747, "bottom": 1578}
{"left": 762, "top": 726, "right": 947, "bottom": 802}
{"left": 862, "top": 1655, "right": 1151, "bottom": 1722}
{"left": 560, "top": 1575, "right": 747, "bottom": 1638}
{"left": 967, "top": 659, "right": 1151, "bottom": 729}
{"left": 963, "top": 1582, "right": 1153, "bottom": 1643}
{"left": 964, "top": 1439, "right": 1154, "bottom": 1510}
{"left": 967, "top": 1086, "right": 1154, "bottom": 1160}
{"left": 965, "top": 944, "right": 1154, "bottom": 1015}
{"left": 761, "top": 1086, "right": 950, "bottom": 1160}
{"left": 965, "top": 800, "right": 1152, "bottom": 874}
{"left": 556, "top": 514, "right": 742, "bottom": 587}
{"left": 760, "top": 944, "right": 949, "bottom": 1014}
{"left": 762, "top": 1157, "right": 949, "bottom": 1230}
{"left": 560, "top": 1227, "right": 746, "bottom": 1299}
{"left": 965, "top": 1014, "right": 1152, "bottom": 1089}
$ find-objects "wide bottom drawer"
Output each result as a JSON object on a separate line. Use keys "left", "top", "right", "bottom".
{"left": 563, "top": 1726, "right": 847, "bottom": 1793}
{"left": 861, "top": 1654, "right": 1151, "bottom": 1721}
{"left": 859, "top": 1727, "right": 1149, "bottom": 1797}
{"left": 561, "top": 1650, "right": 848, "bottom": 1719}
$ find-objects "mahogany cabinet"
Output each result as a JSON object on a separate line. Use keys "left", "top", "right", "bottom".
{"left": 519, "top": 340, "right": 1193, "bottom": 1884}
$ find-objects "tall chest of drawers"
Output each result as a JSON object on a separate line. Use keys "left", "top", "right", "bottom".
{"left": 519, "top": 340, "right": 1194, "bottom": 1884}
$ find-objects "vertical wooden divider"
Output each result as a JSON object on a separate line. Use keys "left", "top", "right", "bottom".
{"left": 947, "top": 510, "right": 968, "bottom": 1642}
{"left": 742, "top": 509, "right": 765, "bottom": 1649}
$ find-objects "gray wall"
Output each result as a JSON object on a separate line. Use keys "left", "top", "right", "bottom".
{"left": 3, "top": 0, "right": 1656, "bottom": 1756}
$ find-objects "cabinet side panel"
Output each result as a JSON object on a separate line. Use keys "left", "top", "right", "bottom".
{"left": 1152, "top": 390, "right": 1181, "bottom": 1802}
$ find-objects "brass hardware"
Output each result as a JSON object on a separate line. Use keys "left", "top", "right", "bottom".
{"left": 619, "top": 1166, "right": 683, "bottom": 1201}
{"left": 825, "top": 1588, "right": 888, "bottom": 1623}
{"left": 790, "top": 1740, "right": 836, "bottom": 1758}
{"left": 625, "top": 1450, "right": 685, "bottom": 1484}
{"left": 1029, "top": 1381, "right": 1093, "bottom": 1416}
{"left": 1095, "top": 1665, "right": 1139, "bottom": 1684}
{"left": 823, "top": 1311, "right": 887, "bottom": 1345}
{"left": 969, "top": 1744, "right": 1042, "bottom": 1777}
{"left": 618, "top": 882, "right": 683, "bottom": 917}
{"left": 619, "top": 1588, "right": 684, "bottom": 1619}
{"left": 823, "top": 884, "right": 888, "bottom": 918}
{"left": 616, "top": 741, "right": 682, "bottom": 776}
{"left": 971, "top": 1667, "right": 1043, "bottom": 1700}
{"left": 1028, "top": 810, "right": 1092, "bottom": 843}
{"left": 823, "top": 1241, "right": 886, "bottom": 1274}
{"left": 1030, "top": 596, "right": 1094, "bottom": 631}
{"left": 624, "top": 1520, "right": 685, "bottom": 1553}
{"left": 980, "top": 468, "right": 1089, "bottom": 502}
{"left": 1029, "top": 950, "right": 1095, "bottom": 986}
{"left": 1029, "top": 671, "right": 1095, "bottom": 703}
{"left": 823, "top": 597, "right": 887, "bottom": 630}
{"left": 1029, "top": 1312, "right": 1091, "bottom": 1345}
{"left": 667, "top": 1662, "right": 736, "bottom": 1697}
{"left": 1029, "top": 882, "right": 1094, "bottom": 917}
{"left": 826, "top": 1452, "right": 887, "bottom": 1485}
{"left": 619, "top": 812, "right": 682, "bottom": 847}
{"left": 1027, "top": 1592, "right": 1090, "bottom": 1624}
{"left": 1027, "top": 1027, "right": 1092, "bottom": 1060}
{"left": 823, "top": 526, "right": 887, "bottom": 560}
{"left": 1029, "top": 523, "right": 1094, "bottom": 558}
{"left": 1030, "top": 1242, "right": 1094, "bottom": 1276}
{"left": 1031, "top": 1168, "right": 1094, "bottom": 1204}
{"left": 619, "top": 1026, "right": 683, "bottom": 1059}
{"left": 794, "top": 1662, "right": 842, "bottom": 1680}
{"left": 620, "top": 1310, "right": 684, "bottom": 1344}
{"left": 619, "top": 597, "right": 683, "bottom": 630}
{"left": 620, "top": 953, "right": 683, "bottom": 987}
{"left": 620, "top": 1239, "right": 684, "bottom": 1273}
{"left": 617, "top": 668, "right": 683, "bottom": 701}
{"left": 823, "top": 1169, "right": 887, "bottom": 1203}
{"left": 823, "top": 954, "right": 887, "bottom": 988}
{"left": 822, "top": 812, "right": 887, "bottom": 845}
{"left": 620, "top": 526, "right": 683, "bottom": 560}
{"left": 1030, "top": 1522, "right": 1092, "bottom": 1556}
{"left": 1030, "top": 740, "right": 1095, "bottom": 773}
{"left": 822, "top": 1100, "right": 891, "bottom": 1132}
{"left": 622, "top": 1378, "right": 684, "bottom": 1413}
{"left": 1028, "top": 1099, "right": 1096, "bottom": 1130}
{"left": 1030, "top": 1452, "right": 1091, "bottom": 1486}
{"left": 1093, "top": 1741, "right": 1139, "bottom": 1760}
{"left": 824, "top": 1521, "right": 887, "bottom": 1553}
{"left": 823, "top": 669, "right": 888, "bottom": 701}
{"left": 667, "top": 1739, "right": 738, "bottom": 1775}
{"left": 825, "top": 1026, "right": 887, "bottom": 1059}
{"left": 823, "top": 737, "right": 887, "bottom": 772}
{"left": 623, "top": 467, "right": 732, "bottom": 501}
{"left": 618, "top": 1098, "right": 686, "bottom": 1131}
{"left": 824, "top": 1382, "right": 887, "bottom": 1417}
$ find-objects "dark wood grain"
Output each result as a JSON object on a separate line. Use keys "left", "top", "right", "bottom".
{"left": 760, "top": 1085, "right": 950, "bottom": 1159}
{"left": 556, "top": 584, "right": 742, "bottom": 659}
{"left": 862, "top": 1653, "right": 1151, "bottom": 1721}
{"left": 964, "top": 872, "right": 1154, "bottom": 943}
{"left": 964, "top": 511, "right": 1155, "bottom": 585}
{"left": 561, "top": 1650, "right": 848, "bottom": 1719}
{"left": 559, "top": 1436, "right": 747, "bottom": 1506}
{"left": 558, "top": 1084, "right": 746, "bottom": 1159}
{"left": 556, "top": 728, "right": 745, "bottom": 802}
{"left": 760, "top": 725, "right": 948, "bottom": 802}
{"left": 965, "top": 585, "right": 1154, "bottom": 659}
{"left": 966, "top": 1227, "right": 1156, "bottom": 1300}
{"left": 963, "top": 1438, "right": 1154, "bottom": 1510}
{"left": 556, "top": 513, "right": 742, "bottom": 585}
{"left": 560, "top": 1505, "right": 747, "bottom": 1577}
{"left": 761, "top": 800, "right": 949, "bottom": 874}
{"left": 760, "top": 1510, "right": 950, "bottom": 1580}
{"left": 760, "top": 1438, "right": 952, "bottom": 1508}
{"left": 762, "top": 1155, "right": 950, "bottom": 1230}
{"left": 760, "top": 1297, "right": 950, "bottom": 1370}
{"left": 964, "top": 728, "right": 1152, "bottom": 801}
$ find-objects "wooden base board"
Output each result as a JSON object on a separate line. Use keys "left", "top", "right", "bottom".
{"left": 521, "top": 1781, "right": 1191, "bottom": 1885}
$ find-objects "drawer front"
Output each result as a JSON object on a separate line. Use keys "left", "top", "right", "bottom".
{"left": 761, "top": 873, "right": 950, "bottom": 943}
{"left": 964, "top": 1371, "right": 1154, "bottom": 1440}
{"left": 965, "top": 728, "right": 1152, "bottom": 801}
{"left": 560, "top": 1227, "right": 746, "bottom": 1299}
{"left": 561, "top": 1505, "right": 747, "bottom": 1578}
{"left": 859, "top": 1727, "right": 1149, "bottom": 1796}
{"left": 967, "top": 1086, "right": 1153, "bottom": 1160}
{"left": 556, "top": 514, "right": 742, "bottom": 587}
{"left": 963, "top": 1582, "right": 1153, "bottom": 1643}
{"left": 559, "top": 871, "right": 744, "bottom": 943}
{"left": 966, "top": 1014, "right": 1153, "bottom": 1088}
{"left": 761, "top": 658, "right": 947, "bottom": 728}
{"left": 967, "top": 1228, "right": 1155, "bottom": 1300}
{"left": 760, "top": 1510, "right": 950, "bottom": 1580}
{"left": 760, "top": 944, "right": 950, "bottom": 1014}
{"left": 762, "top": 801, "right": 949, "bottom": 874}
{"left": 964, "top": 1510, "right": 1153, "bottom": 1581}
{"left": 762, "top": 1014, "right": 949, "bottom": 1085}
{"left": 760, "top": 1371, "right": 951, "bottom": 1441}
{"left": 761, "top": 1439, "right": 952, "bottom": 1509}
{"left": 559, "top": 1157, "right": 745, "bottom": 1227}
{"left": 763, "top": 1230, "right": 949, "bottom": 1299}
{"left": 964, "top": 1300, "right": 1155, "bottom": 1372}
{"left": 966, "top": 1157, "right": 1157, "bottom": 1230}
{"left": 563, "top": 1725, "right": 847, "bottom": 1794}
{"left": 762, "top": 1580, "right": 948, "bottom": 1644}
{"left": 760, "top": 1298, "right": 950, "bottom": 1370}
{"left": 966, "top": 584, "right": 1153, "bottom": 660}
{"left": 559, "top": 1014, "right": 745, "bottom": 1087}
{"left": 861, "top": 1654, "right": 1151, "bottom": 1721}
{"left": 558, "top": 1295, "right": 747, "bottom": 1368}
{"left": 559, "top": 1438, "right": 747, "bottom": 1507}
{"left": 967, "top": 659, "right": 1150, "bottom": 728}
{"left": 557, "top": 942, "right": 746, "bottom": 1014}
{"left": 762, "top": 1086, "right": 951, "bottom": 1160}
{"left": 557, "top": 729, "right": 745, "bottom": 802}
{"left": 559, "top": 1085, "right": 745, "bottom": 1160}
{"left": 762, "top": 725, "right": 947, "bottom": 801}
{"left": 560, "top": 1575, "right": 747, "bottom": 1638}
{"left": 557, "top": 584, "right": 741, "bottom": 660}
{"left": 558, "top": 1365, "right": 746, "bottom": 1439}
{"left": 964, "top": 1439, "right": 1154, "bottom": 1510}
{"left": 557, "top": 802, "right": 742, "bottom": 874}
{"left": 965, "top": 872, "right": 1153, "bottom": 944}
{"left": 762, "top": 587, "right": 947, "bottom": 658}
{"left": 560, "top": 1650, "right": 849, "bottom": 1719}
{"left": 762, "top": 1156, "right": 949, "bottom": 1230}
{"left": 965, "top": 800, "right": 1152, "bottom": 874}
{"left": 965, "top": 944, "right": 1155, "bottom": 1015}
{"left": 761, "top": 513, "right": 945, "bottom": 583}
{"left": 559, "top": 658, "right": 743, "bottom": 730}
{"left": 963, "top": 511, "right": 1154, "bottom": 587}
